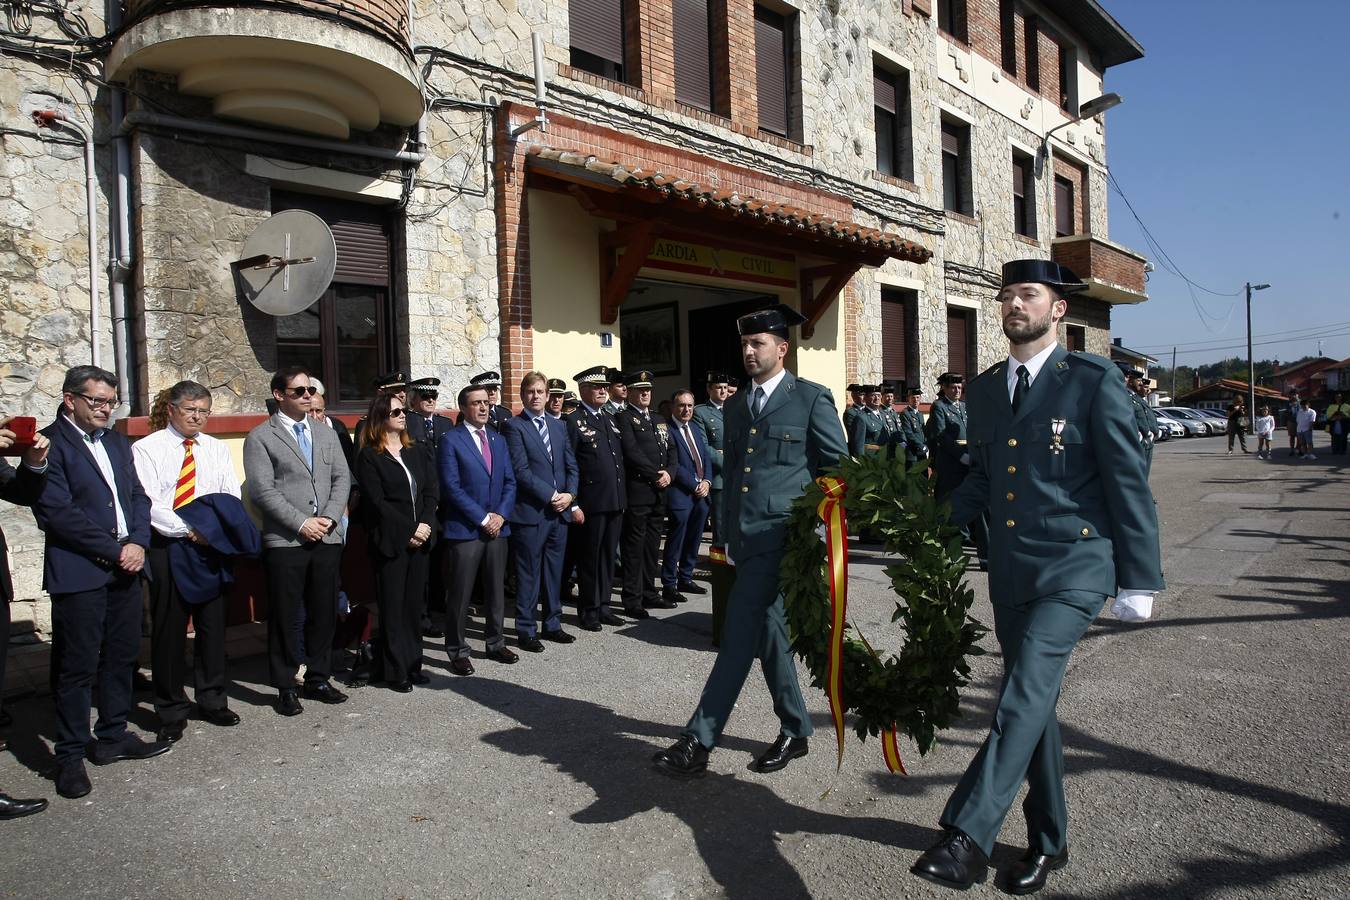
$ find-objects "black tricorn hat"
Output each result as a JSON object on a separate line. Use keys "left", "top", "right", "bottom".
{"left": 908, "top": 385, "right": 924, "bottom": 395}
{"left": 605, "top": 367, "right": 626, "bottom": 384}
{"left": 937, "top": 372, "right": 965, "bottom": 385}
{"left": 705, "top": 371, "right": 730, "bottom": 385}
{"left": 879, "top": 381, "right": 898, "bottom": 393}
{"left": 737, "top": 303, "right": 808, "bottom": 338}
{"left": 847, "top": 383, "right": 862, "bottom": 393}
{"left": 1000, "top": 259, "right": 1088, "bottom": 295}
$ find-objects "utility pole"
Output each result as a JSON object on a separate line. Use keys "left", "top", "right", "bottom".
{"left": 1171, "top": 347, "right": 1177, "bottom": 401}
{"left": 1246, "top": 282, "right": 1270, "bottom": 419}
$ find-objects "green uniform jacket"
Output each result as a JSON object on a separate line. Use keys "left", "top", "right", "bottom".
{"left": 898, "top": 406, "right": 927, "bottom": 461}
{"left": 925, "top": 394, "right": 971, "bottom": 499}
{"left": 842, "top": 405, "right": 861, "bottom": 440}
{"left": 691, "top": 402, "right": 725, "bottom": 490}
{"left": 723, "top": 371, "right": 849, "bottom": 561}
{"left": 848, "top": 408, "right": 888, "bottom": 456}
{"left": 1127, "top": 390, "right": 1158, "bottom": 473}
{"left": 948, "top": 346, "right": 1164, "bottom": 606}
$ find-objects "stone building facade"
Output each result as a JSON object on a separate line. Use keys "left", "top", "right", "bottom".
{"left": 0, "top": 0, "right": 1149, "bottom": 654}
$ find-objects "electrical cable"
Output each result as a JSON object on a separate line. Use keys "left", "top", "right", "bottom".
{"left": 1130, "top": 320, "right": 1350, "bottom": 352}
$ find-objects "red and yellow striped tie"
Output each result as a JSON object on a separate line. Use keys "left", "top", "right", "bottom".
{"left": 173, "top": 439, "right": 196, "bottom": 510}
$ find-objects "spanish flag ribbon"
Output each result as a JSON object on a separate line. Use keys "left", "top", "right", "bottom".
{"left": 814, "top": 476, "right": 850, "bottom": 771}
{"left": 816, "top": 476, "right": 908, "bottom": 776}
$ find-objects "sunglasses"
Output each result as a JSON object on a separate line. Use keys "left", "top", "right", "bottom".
{"left": 388, "top": 408, "right": 407, "bottom": 418}
{"left": 417, "top": 391, "right": 439, "bottom": 400}
{"left": 284, "top": 386, "right": 319, "bottom": 398}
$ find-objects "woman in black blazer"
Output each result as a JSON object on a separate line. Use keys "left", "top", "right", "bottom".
{"left": 355, "top": 394, "right": 439, "bottom": 692}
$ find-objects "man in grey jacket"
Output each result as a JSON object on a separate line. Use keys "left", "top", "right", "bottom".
{"left": 243, "top": 366, "right": 352, "bottom": 716}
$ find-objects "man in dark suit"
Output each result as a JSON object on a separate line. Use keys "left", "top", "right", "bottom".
{"left": 34, "top": 366, "right": 171, "bottom": 800}
{"left": 691, "top": 373, "right": 728, "bottom": 547}
{"left": 503, "top": 372, "right": 579, "bottom": 652}
{"left": 243, "top": 366, "right": 353, "bottom": 716}
{"left": 898, "top": 386, "right": 928, "bottom": 467}
{"left": 927, "top": 371, "right": 989, "bottom": 570}
{"left": 616, "top": 371, "right": 675, "bottom": 618}
{"left": 404, "top": 376, "right": 453, "bottom": 637}
{"left": 0, "top": 416, "right": 51, "bottom": 819}
{"left": 660, "top": 390, "right": 712, "bottom": 604}
{"left": 565, "top": 367, "right": 626, "bottom": 631}
{"left": 439, "top": 384, "right": 518, "bottom": 674}
{"left": 654, "top": 305, "right": 848, "bottom": 778}
{"left": 911, "top": 260, "right": 1164, "bottom": 894}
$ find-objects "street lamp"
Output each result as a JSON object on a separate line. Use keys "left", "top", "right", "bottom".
{"left": 1038, "top": 93, "right": 1123, "bottom": 230}
{"left": 1246, "top": 282, "right": 1271, "bottom": 417}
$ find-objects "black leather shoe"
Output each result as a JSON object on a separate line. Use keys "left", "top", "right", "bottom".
{"left": 911, "top": 828, "right": 989, "bottom": 890}
{"left": 627, "top": 606, "right": 655, "bottom": 618}
{"left": 678, "top": 580, "right": 707, "bottom": 595}
{"left": 388, "top": 680, "right": 413, "bottom": 693}
{"left": 600, "top": 613, "right": 626, "bottom": 626}
{"left": 198, "top": 707, "right": 240, "bottom": 727}
{"left": 156, "top": 721, "right": 186, "bottom": 744}
{"left": 652, "top": 735, "right": 710, "bottom": 777}
{"left": 276, "top": 689, "right": 304, "bottom": 717}
{"left": 652, "top": 591, "right": 679, "bottom": 608}
{"left": 487, "top": 647, "right": 519, "bottom": 665}
{"left": 519, "top": 636, "right": 545, "bottom": 653}
{"left": 54, "top": 761, "right": 91, "bottom": 800}
{"left": 302, "top": 681, "right": 349, "bottom": 704}
{"left": 1004, "top": 847, "right": 1069, "bottom": 895}
{"left": 450, "top": 658, "right": 475, "bottom": 676}
{"left": 0, "top": 708, "right": 12, "bottom": 728}
{"left": 580, "top": 622, "right": 603, "bottom": 632}
{"left": 410, "top": 671, "right": 432, "bottom": 685}
{"left": 91, "top": 733, "right": 172, "bottom": 765}
{"left": 0, "top": 792, "right": 47, "bottom": 819}
{"left": 422, "top": 624, "right": 445, "bottom": 638}
{"left": 541, "top": 629, "right": 576, "bottom": 644}
{"left": 751, "top": 735, "right": 809, "bottom": 773}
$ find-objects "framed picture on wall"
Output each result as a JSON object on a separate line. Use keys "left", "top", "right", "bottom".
{"left": 620, "top": 302, "right": 681, "bottom": 376}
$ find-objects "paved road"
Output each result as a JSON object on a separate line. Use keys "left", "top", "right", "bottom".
{"left": 2, "top": 437, "right": 1347, "bottom": 899}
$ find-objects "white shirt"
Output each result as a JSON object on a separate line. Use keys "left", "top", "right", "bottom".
{"left": 749, "top": 367, "right": 789, "bottom": 407}
{"left": 133, "top": 424, "right": 242, "bottom": 538}
{"left": 1254, "top": 415, "right": 1276, "bottom": 437}
{"left": 1297, "top": 408, "right": 1317, "bottom": 430}
{"left": 275, "top": 409, "right": 312, "bottom": 448}
{"left": 1005, "top": 342, "right": 1060, "bottom": 403}
{"left": 63, "top": 414, "right": 128, "bottom": 540}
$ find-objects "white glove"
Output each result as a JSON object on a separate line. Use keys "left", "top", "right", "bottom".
{"left": 1111, "top": 591, "right": 1155, "bottom": 622}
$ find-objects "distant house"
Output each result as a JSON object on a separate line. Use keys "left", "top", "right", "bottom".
{"left": 1175, "top": 379, "right": 1285, "bottom": 411}
{"left": 1310, "top": 357, "right": 1350, "bottom": 395}
{"left": 1109, "top": 338, "right": 1158, "bottom": 375}
{"left": 1271, "top": 357, "right": 1337, "bottom": 398}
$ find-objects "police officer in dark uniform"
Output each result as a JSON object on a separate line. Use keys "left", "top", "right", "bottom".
{"left": 1122, "top": 366, "right": 1159, "bottom": 474}
{"left": 926, "top": 371, "right": 989, "bottom": 569}
{"left": 899, "top": 386, "right": 928, "bottom": 467}
{"left": 565, "top": 366, "right": 626, "bottom": 630}
{"left": 404, "top": 376, "right": 452, "bottom": 637}
{"left": 544, "top": 378, "right": 567, "bottom": 419}
{"left": 603, "top": 368, "right": 629, "bottom": 416}
{"left": 849, "top": 385, "right": 889, "bottom": 457}
{"left": 470, "top": 371, "right": 512, "bottom": 432}
{"left": 615, "top": 371, "right": 676, "bottom": 617}
{"left": 691, "top": 372, "right": 728, "bottom": 546}
{"left": 842, "top": 383, "right": 864, "bottom": 437}
{"left": 880, "top": 381, "right": 903, "bottom": 450}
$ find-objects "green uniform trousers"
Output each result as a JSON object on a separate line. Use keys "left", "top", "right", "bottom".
{"left": 684, "top": 550, "right": 813, "bottom": 748}
{"left": 941, "top": 589, "right": 1105, "bottom": 857}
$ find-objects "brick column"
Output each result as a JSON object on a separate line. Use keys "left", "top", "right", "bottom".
{"left": 493, "top": 104, "right": 534, "bottom": 404}
{"left": 713, "top": 0, "right": 758, "bottom": 125}
{"left": 637, "top": 0, "right": 676, "bottom": 102}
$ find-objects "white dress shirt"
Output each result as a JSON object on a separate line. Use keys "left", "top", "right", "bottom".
{"left": 1004, "top": 342, "right": 1059, "bottom": 402}
{"left": 133, "top": 424, "right": 242, "bottom": 538}
{"left": 749, "top": 367, "right": 789, "bottom": 406}
{"left": 275, "top": 409, "right": 312, "bottom": 447}
{"left": 63, "top": 414, "right": 128, "bottom": 540}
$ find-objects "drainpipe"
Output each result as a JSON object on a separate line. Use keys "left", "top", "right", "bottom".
{"left": 107, "top": 0, "right": 134, "bottom": 418}
{"left": 32, "top": 109, "right": 101, "bottom": 371}
{"left": 120, "top": 111, "right": 426, "bottom": 163}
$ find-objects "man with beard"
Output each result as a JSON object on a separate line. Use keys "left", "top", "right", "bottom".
{"left": 910, "top": 260, "right": 1163, "bottom": 895}
{"left": 652, "top": 304, "right": 848, "bottom": 778}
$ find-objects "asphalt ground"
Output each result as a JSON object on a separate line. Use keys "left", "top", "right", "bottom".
{"left": 1, "top": 435, "right": 1347, "bottom": 899}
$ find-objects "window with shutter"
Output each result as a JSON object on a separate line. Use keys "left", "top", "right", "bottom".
{"left": 1012, "top": 152, "right": 1035, "bottom": 238}
{"left": 674, "top": 0, "right": 714, "bottom": 111}
{"left": 947, "top": 306, "right": 972, "bottom": 379}
{"left": 1054, "top": 175, "right": 1075, "bottom": 237}
{"left": 881, "top": 288, "right": 917, "bottom": 388}
{"left": 1024, "top": 15, "right": 1040, "bottom": 91}
{"left": 1065, "top": 324, "right": 1085, "bottom": 353}
{"left": 937, "top": 0, "right": 967, "bottom": 43}
{"left": 999, "top": 0, "right": 1016, "bottom": 75}
{"left": 754, "top": 6, "right": 790, "bottom": 137}
{"left": 873, "top": 62, "right": 912, "bottom": 181}
{"left": 941, "top": 120, "right": 970, "bottom": 215}
{"left": 569, "top": 0, "right": 627, "bottom": 82}
{"left": 271, "top": 191, "right": 393, "bottom": 410}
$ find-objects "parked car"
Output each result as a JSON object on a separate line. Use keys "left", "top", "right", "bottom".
{"left": 1192, "top": 408, "right": 1231, "bottom": 427}
{"left": 1158, "top": 407, "right": 1217, "bottom": 435}
{"left": 1154, "top": 417, "right": 1184, "bottom": 440}
{"left": 1155, "top": 411, "right": 1205, "bottom": 437}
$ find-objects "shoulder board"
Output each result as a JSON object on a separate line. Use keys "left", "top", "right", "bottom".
{"left": 793, "top": 377, "right": 831, "bottom": 397}
{"left": 1065, "top": 351, "right": 1114, "bottom": 371}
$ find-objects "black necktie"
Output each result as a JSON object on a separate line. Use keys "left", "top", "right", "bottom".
{"left": 1012, "top": 365, "right": 1030, "bottom": 414}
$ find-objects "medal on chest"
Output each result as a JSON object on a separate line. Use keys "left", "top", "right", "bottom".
{"left": 1050, "top": 418, "right": 1066, "bottom": 454}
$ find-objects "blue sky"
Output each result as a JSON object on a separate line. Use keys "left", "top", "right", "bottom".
{"left": 1099, "top": 0, "right": 1350, "bottom": 367}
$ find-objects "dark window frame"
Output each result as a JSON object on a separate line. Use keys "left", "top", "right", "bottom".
{"left": 999, "top": 0, "right": 1017, "bottom": 75}
{"left": 1054, "top": 174, "right": 1075, "bottom": 237}
{"left": 1024, "top": 14, "right": 1040, "bottom": 91}
{"left": 937, "top": 0, "right": 968, "bottom": 43}
{"left": 1012, "top": 150, "right": 1035, "bottom": 238}
{"left": 946, "top": 305, "right": 975, "bottom": 380}
{"left": 568, "top": 0, "right": 629, "bottom": 84}
{"left": 941, "top": 119, "right": 973, "bottom": 217}
{"left": 1058, "top": 41, "right": 1076, "bottom": 112}
{"left": 873, "top": 61, "right": 913, "bottom": 182}
{"left": 673, "top": 0, "right": 716, "bottom": 112}
{"left": 754, "top": 4, "right": 794, "bottom": 138}
{"left": 881, "top": 287, "right": 919, "bottom": 390}
{"left": 1065, "top": 323, "right": 1086, "bottom": 352}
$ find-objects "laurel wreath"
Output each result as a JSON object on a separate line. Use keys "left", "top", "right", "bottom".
{"left": 779, "top": 452, "right": 988, "bottom": 757}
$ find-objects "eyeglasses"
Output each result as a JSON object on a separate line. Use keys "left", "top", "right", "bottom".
{"left": 284, "top": 386, "right": 319, "bottom": 398}
{"left": 175, "top": 404, "right": 212, "bottom": 419}
{"left": 417, "top": 391, "right": 439, "bottom": 401}
{"left": 388, "top": 408, "right": 407, "bottom": 418}
{"left": 73, "top": 392, "right": 118, "bottom": 410}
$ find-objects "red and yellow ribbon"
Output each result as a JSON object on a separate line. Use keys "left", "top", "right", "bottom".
{"left": 815, "top": 475, "right": 907, "bottom": 776}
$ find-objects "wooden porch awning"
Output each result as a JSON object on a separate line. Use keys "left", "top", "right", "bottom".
{"left": 524, "top": 146, "right": 932, "bottom": 337}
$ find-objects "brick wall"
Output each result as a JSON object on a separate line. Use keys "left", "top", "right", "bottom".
{"left": 1052, "top": 236, "right": 1146, "bottom": 295}
{"left": 714, "top": 0, "right": 758, "bottom": 124}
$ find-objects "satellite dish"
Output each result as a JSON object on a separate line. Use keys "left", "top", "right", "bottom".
{"left": 234, "top": 210, "right": 337, "bottom": 316}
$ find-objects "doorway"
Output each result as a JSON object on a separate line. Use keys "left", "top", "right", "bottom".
{"left": 620, "top": 279, "right": 776, "bottom": 403}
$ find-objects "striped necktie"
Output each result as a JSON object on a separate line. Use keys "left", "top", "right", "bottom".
{"left": 173, "top": 439, "right": 196, "bottom": 510}
{"left": 534, "top": 415, "right": 552, "bottom": 460}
